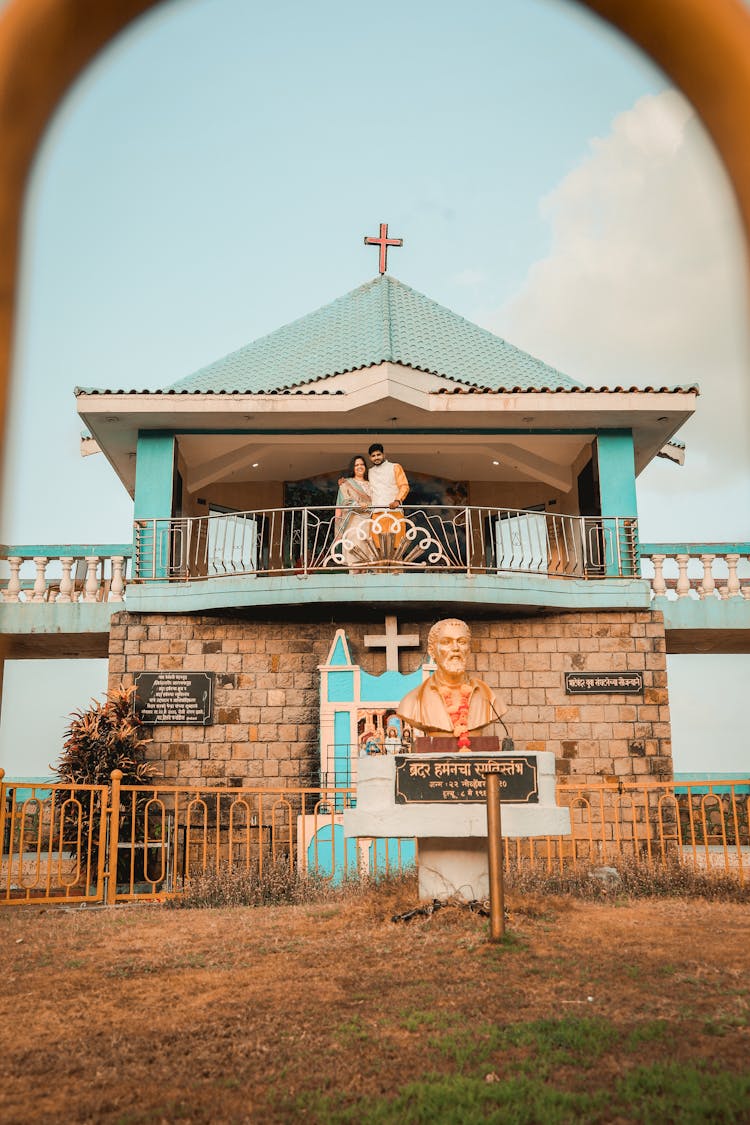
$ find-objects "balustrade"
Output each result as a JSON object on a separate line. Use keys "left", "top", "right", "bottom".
{"left": 133, "top": 505, "right": 639, "bottom": 582}
{"left": 641, "top": 544, "right": 750, "bottom": 601}
{"left": 0, "top": 548, "right": 130, "bottom": 605}
{"left": 4, "top": 534, "right": 748, "bottom": 604}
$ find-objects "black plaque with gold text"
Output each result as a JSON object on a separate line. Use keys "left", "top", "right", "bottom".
{"left": 394, "top": 755, "right": 538, "bottom": 804}
{"left": 134, "top": 672, "right": 214, "bottom": 725}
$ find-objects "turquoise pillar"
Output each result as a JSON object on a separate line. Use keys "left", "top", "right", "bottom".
{"left": 134, "top": 431, "right": 175, "bottom": 579}
{"left": 596, "top": 431, "right": 639, "bottom": 577}
{"left": 333, "top": 710, "right": 352, "bottom": 809}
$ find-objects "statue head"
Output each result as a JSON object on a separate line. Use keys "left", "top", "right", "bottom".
{"left": 427, "top": 618, "right": 471, "bottom": 682}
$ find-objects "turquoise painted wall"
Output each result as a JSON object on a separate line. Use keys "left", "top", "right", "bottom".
{"left": 360, "top": 668, "right": 422, "bottom": 701}
{"left": 328, "top": 671, "right": 354, "bottom": 702}
{"left": 333, "top": 710, "right": 351, "bottom": 795}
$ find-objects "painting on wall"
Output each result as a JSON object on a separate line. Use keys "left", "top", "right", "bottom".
{"left": 285, "top": 470, "right": 468, "bottom": 509}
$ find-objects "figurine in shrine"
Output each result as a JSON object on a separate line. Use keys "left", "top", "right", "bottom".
{"left": 396, "top": 618, "right": 507, "bottom": 750}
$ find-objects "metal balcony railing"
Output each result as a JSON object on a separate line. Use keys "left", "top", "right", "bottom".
{"left": 133, "top": 505, "right": 639, "bottom": 581}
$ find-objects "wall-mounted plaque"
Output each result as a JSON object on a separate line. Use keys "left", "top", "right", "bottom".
{"left": 395, "top": 755, "right": 538, "bottom": 805}
{"left": 564, "top": 672, "right": 644, "bottom": 695}
{"left": 134, "top": 672, "right": 214, "bottom": 725}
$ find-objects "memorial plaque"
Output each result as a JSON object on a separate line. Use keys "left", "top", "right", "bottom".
{"left": 134, "top": 672, "right": 214, "bottom": 725}
{"left": 564, "top": 671, "right": 644, "bottom": 695}
{"left": 395, "top": 755, "right": 538, "bottom": 805}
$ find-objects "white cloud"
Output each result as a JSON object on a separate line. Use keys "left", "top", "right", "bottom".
{"left": 488, "top": 90, "right": 750, "bottom": 542}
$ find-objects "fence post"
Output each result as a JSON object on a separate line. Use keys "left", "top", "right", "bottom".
{"left": 302, "top": 508, "right": 308, "bottom": 575}
{"left": 0, "top": 768, "right": 6, "bottom": 862}
{"left": 106, "top": 769, "right": 123, "bottom": 906}
{"left": 486, "top": 771, "right": 505, "bottom": 941}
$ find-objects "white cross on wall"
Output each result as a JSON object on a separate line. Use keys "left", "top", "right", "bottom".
{"left": 364, "top": 615, "right": 420, "bottom": 672}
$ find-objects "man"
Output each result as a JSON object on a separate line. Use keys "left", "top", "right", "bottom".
{"left": 367, "top": 442, "right": 409, "bottom": 551}
{"left": 397, "top": 618, "right": 507, "bottom": 746}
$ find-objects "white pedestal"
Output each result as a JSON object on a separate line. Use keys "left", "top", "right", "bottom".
{"left": 344, "top": 751, "right": 571, "bottom": 902}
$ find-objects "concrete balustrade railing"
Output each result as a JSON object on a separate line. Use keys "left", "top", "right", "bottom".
{"left": 2, "top": 541, "right": 748, "bottom": 606}
{"left": 640, "top": 544, "right": 750, "bottom": 601}
{"left": 0, "top": 546, "right": 132, "bottom": 604}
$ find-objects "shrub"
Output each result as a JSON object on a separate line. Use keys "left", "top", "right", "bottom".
{"left": 166, "top": 860, "right": 418, "bottom": 910}
{"left": 168, "top": 859, "right": 336, "bottom": 909}
{"left": 504, "top": 855, "right": 750, "bottom": 903}
{"left": 55, "top": 684, "right": 154, "bottom": 786}
{"left": 53, "top": 685, "right": 156, "bottom": 875}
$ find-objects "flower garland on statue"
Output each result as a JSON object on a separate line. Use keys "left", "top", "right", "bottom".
{"left": 437, "top": 681, "right": 473, "bottom": 751}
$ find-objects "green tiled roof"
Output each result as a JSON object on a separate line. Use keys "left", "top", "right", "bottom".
{"left": 164, "top": 275, "right": 582, "bottom": 394}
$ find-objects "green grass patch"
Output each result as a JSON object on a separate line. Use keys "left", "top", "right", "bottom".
{"left": 293, "top": 1074, "right": 604, "bottom": 1124}
{"left": 500, "top": 1016, "right": 617, "bottom": 1070}
{"left": 428, "top": 1022, "right": 504, "bottom": 1072}
{"left": 335, "top": 1015, "right": 371, "bottom": 1043}
{"left": 625, "top": 1020, "right": 671, "bottom": 1049}
{"left": 399, "top": 1008, "right": 455, "bottom": 1033}
{"left": 616, "top": 1061, "right": 750, "bottom": 1123}
{"left": 421, "top": 1015, "right": 617, "bottom": 1077}
{"left": 291, "top": 1062, "right": 750, "bottom": 1124}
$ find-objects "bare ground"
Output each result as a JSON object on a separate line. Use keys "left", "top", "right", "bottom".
{"left": 0, "top": 884, "right": 748, "bottom": 1124}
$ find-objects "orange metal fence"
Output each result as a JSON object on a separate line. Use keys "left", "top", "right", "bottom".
{"left": 1, "top": 771, "right": 747, "bottom": 905}
{"left": 507, "top": 779, "right": 749, "bottom": 881}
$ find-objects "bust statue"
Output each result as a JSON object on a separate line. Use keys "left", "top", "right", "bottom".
{"left": 396, "top": 618, "right": 507, "bottom": 749}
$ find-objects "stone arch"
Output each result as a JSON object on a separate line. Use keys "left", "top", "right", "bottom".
{"left": 2, "top": 0, "right": 750, "bottom": 443}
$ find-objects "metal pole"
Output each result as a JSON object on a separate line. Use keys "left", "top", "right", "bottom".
{"left": 106, "top": 769, "right": 122, "bottom": 906}
{"left": 486, "top": 771, "right": 505, "bottom": 940}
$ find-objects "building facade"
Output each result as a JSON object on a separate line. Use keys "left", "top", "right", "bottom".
{"left": 75, "top": 274, "right": 697, "bottom": 790}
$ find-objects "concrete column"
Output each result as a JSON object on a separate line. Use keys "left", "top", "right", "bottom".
{"left": 595, "top": 431, "right": 638, "bottom": 577}
{"left": 133, "top": 431, "right": 175, "bottom": 579}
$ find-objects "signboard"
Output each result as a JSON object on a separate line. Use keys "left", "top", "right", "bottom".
{"left": 134, "top": 672, "right": 214, "bottom": 725}
{"left": 564, "top": 672, "right": 644, "bottom": 695}
{"left": 394, "top": 755, "right": 538, "bottom": 805}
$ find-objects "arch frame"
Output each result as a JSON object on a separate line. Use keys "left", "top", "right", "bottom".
{"left": 1, "top": 0, "right": 749, "bottom": 446}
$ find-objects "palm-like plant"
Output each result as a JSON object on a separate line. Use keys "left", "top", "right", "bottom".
{"left": 54, "top": 685, "right": 156, "bottom": 879}
{"left": 56, "top": 685, "right": 154, "bottom": 786}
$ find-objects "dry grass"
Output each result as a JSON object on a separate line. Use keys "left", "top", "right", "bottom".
{"left": 0, "top": 889, "right": 748, "bottom": 1123}
{"left": 504, "top": 855, "right": 750, "bottom": 902}
{"left": 167, "top": 860, "right": 420, "bottom": 912}
{"left": 166, "top": 855, "right": 749, "bottom": 913}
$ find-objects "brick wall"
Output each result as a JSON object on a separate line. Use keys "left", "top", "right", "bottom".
{"left": 108, "top": 609, "right": 671, "bottom": 788}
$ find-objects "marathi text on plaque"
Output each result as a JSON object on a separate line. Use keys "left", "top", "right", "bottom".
{"left": 134, "top": 672, "right": 214, "bottom": 725}
{"left": 394, "top": 755, "right": 538, "bottom": 804}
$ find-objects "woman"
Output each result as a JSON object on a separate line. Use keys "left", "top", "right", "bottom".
{"left": 383, "top": 725, "right": 401, "bottom": 754}
{"left": 334, "top": 455, "right": 372, "bottom": 569}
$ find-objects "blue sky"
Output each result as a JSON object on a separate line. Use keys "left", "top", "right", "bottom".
{"left": 1, "top": 0, "right": 748, "bottom": 777}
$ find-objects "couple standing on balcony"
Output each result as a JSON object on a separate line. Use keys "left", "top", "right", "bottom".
{"left": 335, "top": 443, "right": 409, "bottom": 569}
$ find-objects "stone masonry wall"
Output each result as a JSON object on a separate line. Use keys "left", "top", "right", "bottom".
{"left": 107, "top": 609, "right": 671, "bottom": 789}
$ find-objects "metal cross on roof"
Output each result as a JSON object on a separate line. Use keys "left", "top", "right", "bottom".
{"left": 364, "top": 222, "right": 403, "bottom": 274}
{"left": 364, "top": 615, "right": 420, "bottom": 673}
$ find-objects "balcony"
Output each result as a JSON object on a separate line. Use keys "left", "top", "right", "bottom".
{"left": 0, "top": 545, "right": 131, "bottom": 657}
{"left": 2, "top": 528, "right": 749, "bottom": 656}
{"left": 128, "top": 504, "right": 645, "bottom": 615}
{"left": 640, "top": 543, "right": 750, "bottom": 653}
{"left": 135, "top": 504, "right": 639, "bottom": 579}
